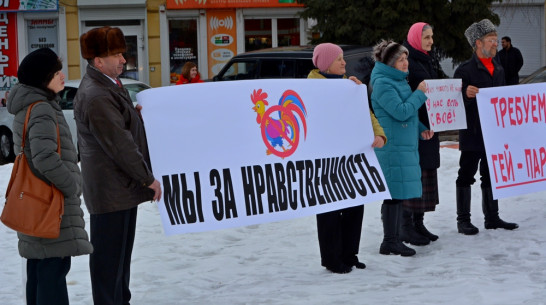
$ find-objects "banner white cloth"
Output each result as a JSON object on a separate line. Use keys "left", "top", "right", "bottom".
{"left": 476, "top": 82, "right": 546, "bottom": 199}
{"left": 423, "top": 79, "right": 466, "bottom": 132}
{"left": 138, "top": 79, "right": 390, "bottom": 235}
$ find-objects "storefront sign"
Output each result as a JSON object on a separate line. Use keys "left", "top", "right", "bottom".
{"left": 171, "top": 47, "right": 196, "bottom": 61}
{"left": 0, "top": 0, "right": 58, "bottom": 12}
{"left": 138, "top": 79, "right": 389, "bottom": 235}
{"left": 207, "top": 10, "right": 237, "bottom": 77}
{"left": 476, "top": 83, "right": 546, "bottom": 200}
{"left": 0, "top": 12, "right": 18, "bottom": 104}
{"left": 167, "top": 0, "right": 302, "bottom": 9}
{"left": 27, "top": 19, "right": 58, "bottom": 54}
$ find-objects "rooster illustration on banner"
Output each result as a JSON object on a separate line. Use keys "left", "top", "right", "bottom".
{"left": 251, "top": 89, "right": 307, "bottom": 158}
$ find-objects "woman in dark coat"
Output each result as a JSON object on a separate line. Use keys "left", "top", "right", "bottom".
{"left": 399, "top": 22, "right": 447, "bottom": 246}
{"left": 7, "top": 48, "right": 93, "bottom": 305}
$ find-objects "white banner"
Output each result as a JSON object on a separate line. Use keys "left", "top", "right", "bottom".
{"left": 138, "top": 79, "right": 390, "bottom": 235}
{"left": 423, "top": 79, "right": 466, "bottom": 132}
{"left": 476, "top": 82, "right": 546, "bottom": 199}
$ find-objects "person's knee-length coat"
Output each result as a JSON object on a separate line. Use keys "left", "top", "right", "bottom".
{"left": 7, "top": 83, "right": 93, "bottom": 259}
{"left": 370, "top": 62, "right": 428, "bottom": 200}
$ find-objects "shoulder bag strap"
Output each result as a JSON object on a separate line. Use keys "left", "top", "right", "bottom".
{"left": 21, "top": 101, "right": 61, "bottom": 156}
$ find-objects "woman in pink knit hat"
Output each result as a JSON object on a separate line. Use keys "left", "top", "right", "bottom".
{"left": 308, "top": 42, "right": 387, "bottom": 274}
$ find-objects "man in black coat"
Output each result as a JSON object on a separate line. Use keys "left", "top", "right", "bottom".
{"left": 454, "top": 19, "right": 518, "bottom": 235}
{"left": 495, "top": 36, "right": 524, "bottom": 85}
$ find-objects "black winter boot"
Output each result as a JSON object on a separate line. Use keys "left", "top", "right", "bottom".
{"left": 325, "top": 264, "right": 352, "bottom": 274}
{"left": 400, "top": 210, "right": 430, "bottom": 245}
{"left": 343, "top": 256, "right": 366, "bottom": 269}
{"left": 413, "top": 212, "right": 438, "bottom": 241}
{"left": 379, "top": 203, "right": 416, "bottom": 257}
{"left": 481, "top": 187, "right": 519, "bottom": 230}
{"left": 456, "top": 187, "right": 479, "bottom": 235}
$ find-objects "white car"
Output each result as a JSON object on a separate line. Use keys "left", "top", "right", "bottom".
{"left": 0, "top": 78, "right": 151, "bottom": 164}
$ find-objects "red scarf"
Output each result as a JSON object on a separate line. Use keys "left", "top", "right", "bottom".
{"left": 479, "top": 57, "right": 494, "bottom": 76}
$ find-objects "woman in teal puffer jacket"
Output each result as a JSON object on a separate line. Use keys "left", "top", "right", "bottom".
{"left": 7, "top": 48, "right": 93, "bottom": 305}
{"left": 370, "top": 40, "right": 432, "bottom": 257}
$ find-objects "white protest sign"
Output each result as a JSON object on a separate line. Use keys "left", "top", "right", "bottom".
{"left": 476, "top": 82, "right": 546, "bottom": 199}
{"left": 138, "top": 79, "right": 390, "bottom": 235}
{"left": 423, "top": 79, "right": 466, "bottom": 132}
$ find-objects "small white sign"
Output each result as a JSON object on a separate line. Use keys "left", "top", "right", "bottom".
{"left": 27, "top": 19, "right": 58, "bottom": 54}
{"left": 423, "top": 79, "right": 466, "bottom": 132}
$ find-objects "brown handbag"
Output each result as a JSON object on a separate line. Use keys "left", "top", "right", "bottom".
{"left": 1, "top": 101, "right": 64, "bottom": 238}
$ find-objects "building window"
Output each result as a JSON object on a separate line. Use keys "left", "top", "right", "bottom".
{"left": 169, "top": 19, "right": 198, "bottom": 84}
{"left": 277, "top": 18, "right": 299, "bottom": 47}
{"left": 244, "top": 19, "right": 272, "bottom": 51}
{"left": 244, "top": 17, "right": 301, "bottom": 51}
{"left": 120, "top": 36, "right": 139, "bottom": 80}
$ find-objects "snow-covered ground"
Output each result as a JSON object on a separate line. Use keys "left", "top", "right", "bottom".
{"left": 1, "top": 146, "right": 545, "bottom": 305}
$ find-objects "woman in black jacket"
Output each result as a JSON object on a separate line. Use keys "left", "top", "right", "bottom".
{"left": 400, "top": 22, "right": 447, "bottom": 245}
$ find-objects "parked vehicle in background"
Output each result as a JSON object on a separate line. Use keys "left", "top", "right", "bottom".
{"left": 519, "top": 66, "right": 546, "bottom": 84}
{"left": 59, "top": 78, "right": 151, "bottom": 150}
{"left": 212, "top": 45, "right": 375, "bottom": 85}
{"left": 0, "top": 107, "right": 15, "bottom": 164}
{"left": 0, "top": 78, "right": 151, "bottom": 164}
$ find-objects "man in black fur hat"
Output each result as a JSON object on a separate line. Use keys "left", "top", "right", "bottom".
{"left": 73, "top": 26, "right": 161, "bottom": 305}
{"left": 454, "top": 19, "right": 518, "bottom": 236}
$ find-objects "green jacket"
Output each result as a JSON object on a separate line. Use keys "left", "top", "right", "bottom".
{"left": 7, "top": 83, "right": 93, "bottom": 259}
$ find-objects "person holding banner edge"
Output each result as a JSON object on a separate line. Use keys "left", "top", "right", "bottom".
{"left": 454, "top": 19, "right": 518, "bottom": 235}
{"left": 7, "top": 48, "right": 93, "bottom": 305}
{"left": 308, "top": 43, "right": 387, "bottom": 274}
{"left": 371, "top": 39, "right": 433, "bottom": 257}
{"left": 399, "top": 22, "right": 448, "bottom": 246}
{"left": 74, "top": 26, "right": 162, "bottom": 304}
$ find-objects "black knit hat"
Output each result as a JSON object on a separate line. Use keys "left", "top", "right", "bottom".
{"left": 17, "top": 48, "right": 62, "bottom": 89}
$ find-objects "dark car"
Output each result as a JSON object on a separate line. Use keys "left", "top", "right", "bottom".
{"left": 212, "top": 45, "right": 375, "bottom": 85}
{"left": 519, "top": 66, "right": 546, "bottom": 84}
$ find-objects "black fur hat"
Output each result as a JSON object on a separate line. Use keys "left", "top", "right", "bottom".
{"left": 17, "top": 48, "right": 62, "bottom": 89}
